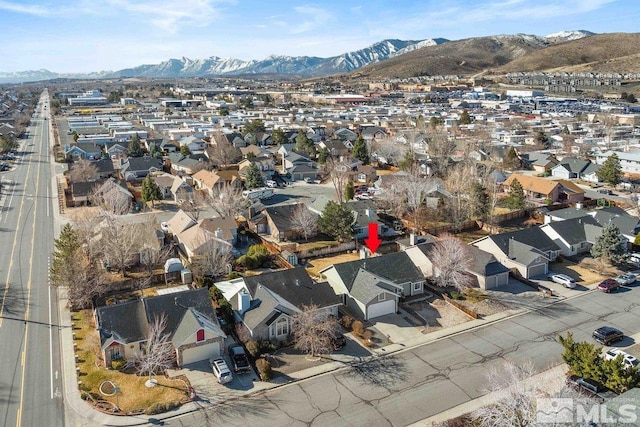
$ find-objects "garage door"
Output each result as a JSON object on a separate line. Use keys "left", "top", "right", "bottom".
{"left": 496, "top": 273, "right": 509, "bottom": 286}
{"left": 528, "top": 264, "right": 547, "bottom": 278}
{"left": 367, "top": 300, "right": 396, "bottom": 320}
{"left": 484, "top": 275, "right": 497, "bottom": 290}
{"left": 181, "top": 343, "right": 220, "bottom": 366}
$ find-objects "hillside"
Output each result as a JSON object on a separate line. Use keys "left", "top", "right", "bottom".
{"left": 351, "top": 35, "right": 550, "bottom": 79}
{"left": 498, "top": 33, "right": 640, "bottom": 73}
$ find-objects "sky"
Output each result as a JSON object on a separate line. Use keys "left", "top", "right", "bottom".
{"left": 0, "top": 0, "right": 638, "bottom": 74}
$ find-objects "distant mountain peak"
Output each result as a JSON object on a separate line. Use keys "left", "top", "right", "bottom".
{"left": 544, "top": 30, "right": 595, "bottom": 42}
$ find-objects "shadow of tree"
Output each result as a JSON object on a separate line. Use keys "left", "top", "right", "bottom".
{"left": 343, "top": 354, "right": 409, "bottom": 388}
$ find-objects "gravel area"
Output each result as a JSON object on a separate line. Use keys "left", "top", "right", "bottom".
{"left": 406, "top": 299, "right": 473, "bottom": 333}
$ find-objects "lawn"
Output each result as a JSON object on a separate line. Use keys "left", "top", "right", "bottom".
{"left": 73, "top": 310, "right": 189, "bottom": 413}
{"left": 305, "top": 252, "right": 360, "bottom": 277}
{"left": 296, "top": 240, "right": 340, "bottom": 252}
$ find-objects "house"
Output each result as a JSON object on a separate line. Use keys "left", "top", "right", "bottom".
{"left": 192, "top": 169, "right": 222, "bottom": 197}
{"left": 545, "top": 206, "right": 640, "bottom": 244}
{"left": 152, "top": 173, "right": 176, "bottom": 199}
{"left": 120, "top": 157, "right": 163, "bottom": 181}
{"left": 519, "top": 152, "right": 558, "bottom": 173}
{"left": 503, "top": 174, "right": 584, "bottom": 204}
{"left": 216, "top": 268, "right": 341, "bottom": 342}
{"left": 550, "top": 158, "right": 591, "bottom": 180}
{"left": 95, "top": 287, "right": 226, "bottom": 368}
{"left": 248, "top": 203, "right": 316, "bottom": 241}
{"left": 581, "top": 163, "right": 602, "bottom": 183}
{"left": 320, "top": 252, "right": 425, "bottom": 320}
{"left": 539, "top": 216, "right": 602, "bottom": 256}
{"left": 64, "top": 142, "right": 102, "bottom": 160}
{"left": 178, "top": 136, "right": 206, "bottom": 152}
{"left": 472, "top": 227, "right": 561, "bottom": 278}
{"left": 404, "top": 241, "right": 509, "bottom": 290}
{"left": 288, "top": 163, "right": 319, "bottom": 181}
{"left": 361, "top": 127, "right": 387, "bottom": 142}
{"left": 69, "top": 180, "right": 104, "bottom": 206}
{"left": 198, "top": 216, "right": 238, "bottom": 245}
{"left": 354, "top": 164, "right": 377, "bottom": 184}
{"left": 595, "top": 150, "right": 640, "bottom": 174}
{"left": 93, "top": 158, "right": 115, "bottom": 179}
{"left": 104, "top": 142, "right": 127, "bottom": 159}
{"left": 166, "top": 209, "right": 197, "bottom": 235}
{"left": 170, "top": 176, "right": 194, "bottom": 202}
{"left": 167, "top": 152, "right": 208, "bottom": 175}
{"left": 173, "top": 221, "right": 232, "bottom": 262}
{"left": 345, "top": 199, "right": 384, "bottom": 239}
{"left": 318, "top": 139, "right": 350, "bottom": 158}
{"left": 334, "top": 128, "right": 358, "bottom": 143}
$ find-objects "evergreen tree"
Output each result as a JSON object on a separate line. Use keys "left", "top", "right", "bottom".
{"left": 294, "top": 130, "right": 315, "bottom": 158}
{"left": 504, "top": 178, "right": 526, "bottom": 209}
{"left": 141, "top": 175, "right": 163, "bottom": 207}
{"left": 503, "top": 147, "right": 521, "bottom": 170}
{"left": 344, "top": 182, "right": 355, "bottom": 201}
{"left": 535, "top": 131, "right": 550, "bottom": 149}
{"left": 244, "top": 162, "right": 264, "bottom": 189}
{"left": 50, "top": 223, "right": 81, "bottom": 289}
{"left": 469, "top": 182, "right": 489, "bottom": 221}
{"left": 271, "top": 128, "right": 287, "bottom": 146}
{"left": 317, "top": 146, "right": 329, "bottom": 164}
{"left": 590, "top": 222, "right": 627, "bottom": 262}
{"left": 352, "top": 135, "right": 369, "bottom": 165}
{"left": 180, "top": 145, "right": 191, "bottom": 156}
{"left": 318, "top": 201, "right": 354, "bottom": 242}
{"left": 148, "top": 142, "right": 162, "bottom": 158}
{"left": 602, "top": 357, "right": 639, "bottom": 393}
{"left": 127, "top": 134, "right": 143, "bottom": 157}
{"left": 459, "top": 110, "right": 471, "bottom": 125}
{"left": 596, "top": 153, "right": 622, "bottom": 185}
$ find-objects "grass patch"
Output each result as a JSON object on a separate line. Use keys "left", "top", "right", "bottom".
{"left": 296, "top": 240, "right": 340, "bottom": 251}
{"left": 74, "top": 310, "right": 188, "bottom": 412}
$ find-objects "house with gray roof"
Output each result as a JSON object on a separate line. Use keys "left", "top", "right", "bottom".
{"left": 95, "top": 287, "right": 225, "bottom": 368}
{"left": 248, "top": 203, "right": 317, "bottom": 242}
{"left": 120, "top": 156, "right": 163, "bottom": 181}
{"left": 215, "top": 268, "right": 341, "bottom": 341}
{"left": 320, "top": 252, "right": 425, "bottom": 320}
{"left": 540, "top": 216, "right": 602, "bottom": 257}
{"left": 345, "top": 199, "right": 384, "bottom": 239}
{"left": 472, "top": 227, "right": 561, "bottom": 278}
{"left": 551, "top": 157, "right": 591, "bottom": 180}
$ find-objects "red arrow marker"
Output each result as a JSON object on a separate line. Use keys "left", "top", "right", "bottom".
{"left": 364, "top": 222, "right": 381, "bottom": 253}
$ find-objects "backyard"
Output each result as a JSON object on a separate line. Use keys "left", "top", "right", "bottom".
{"left": 73, "top": 310, "right": 189, "bottom": 413}
{"left": 305, "top": 252, "right": 360, "bottom": 277}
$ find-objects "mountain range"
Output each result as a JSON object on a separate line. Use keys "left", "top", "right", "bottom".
{"left": 0, "top": 30, "right": 602, "bottom": 84}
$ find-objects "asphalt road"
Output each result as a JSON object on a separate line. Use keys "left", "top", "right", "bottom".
{"left": 164, "top": 285, "right": 640, "bottom": 427}
{"left": 0, "top": 92, "right": 65, "bottom": 427}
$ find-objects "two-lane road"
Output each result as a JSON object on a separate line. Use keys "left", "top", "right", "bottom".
{"left": 0, "top": 92, "right": 64, "bottom": 427}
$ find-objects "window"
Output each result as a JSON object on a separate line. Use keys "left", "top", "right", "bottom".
{"left": 196, "top": 329, "right": 205, "bottom": 342}
{"left": 413, "top": 282, "right": 422, "bottom": 292}
{"left": 378, "top": 293, "right": 386, "bottom": 302}
{"left": 109, "top": 345, "right": 122, "bottom": 360}
{"left": 276, "top": 317, "right": 288, "bottom": 336}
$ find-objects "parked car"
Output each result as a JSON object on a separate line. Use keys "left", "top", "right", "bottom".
{"left": 598, "top": 188, "right": 613, "bottom": 195}
{"left": 547, "top": 273, "right": 576, "bottom": 288}
{"left": 209, "top": 358, "right": 233, "bottom": 384}
{"left": 615, "top": 273, "right": 636, "bottom": 285}
{"left": 597, "top": 278, "right": 621, "bottom": 293}
{"left": 228, "top": 344, "right": 251, "bottom": 374}
{"left": 565, "top": 375, "right": 614, "bottom": 402}
{"left": 592, "top": 326, "right": 624, "bottom": 345}
{"left": 603, "top": 349, "right": 640, "bottom": 369}
{"left": 0, "top": 163, "right": 9, "bottom": 171}
{"left": 266, "top": 180, "right": 277, "bottom": 188}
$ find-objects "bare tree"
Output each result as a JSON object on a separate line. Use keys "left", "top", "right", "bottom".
{"left": 99, "top": 220, "right": 145, "bottom": 277}
{"left": 371, "top": 137, "right": 406, "bottom": 166}
{"left": 326, "top": 157, "right": 349, "bottom": 204}
{"left": 444, "top": 163, "right": 474, "bottom": 232}
{"left": 68, "top": 159, "right": 98, "bottom": 183}
{"left": 291, "top": 304, "right": 340, "bottom": 358}
{"left": 290, "top": 204, "right": 318, "bottom": 241}
{"left": 136, "top": 314, "right": 175, "bottom": 386}
{"left": 426, "top": 126, "right": 455, "bottom": 176}
{"left": 91, "top": 182, "right": 131, "bottom": 216}
{"left": 203, "top": 183, "right": 248, "bottom": 218}
{"left": 139, "top": 220, "right": 173, "bottom": 275}
{"left": 66, "top": 258, "right": 109, "bottom": 309}
{"left": 188, "top": 230, "right": 234, "bottom": 279}
{"left": 209, "top": 131, "right": 242, "bottom": 166}
{"left": 429, "top": 233, "right": 473, "bottom": 291}
{"left": 176, "top": 188, "right": 202, "bottom": 220}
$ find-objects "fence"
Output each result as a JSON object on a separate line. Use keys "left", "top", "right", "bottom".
{"left": 443, "top": 294, "right": 479, "bottom": 319}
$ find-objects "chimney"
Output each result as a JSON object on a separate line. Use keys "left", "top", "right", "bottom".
{"left": 359, "top": 248, "right": 368, "bottom": 259}
{"left": 409, "top": 233, "right": 417, "bottom": 246}
{"left": 295, "top": 279, "right": 300, "bottom": 286}
{"left": 215, "top": 227, "right": 223, "bottom": 239}
{"left": 365, "top": 208, "right": 372, "bottom": 218}
{"left": 238, "top": 290, "right": 250, "bottom": 314}
{"left": 576, "top": 202, "right": 583, "bottom": 210}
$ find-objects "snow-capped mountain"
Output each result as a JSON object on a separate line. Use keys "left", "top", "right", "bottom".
{"left": 544, "top": 30, "right": 595, "bottom": 43}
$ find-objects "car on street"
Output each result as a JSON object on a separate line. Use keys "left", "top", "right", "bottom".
{"left": 597, "top": 278, "right": 621, "bottom": 293}
{"left": 592, "top": 326, "right": 624, "bottom": 345}
{"left": 603, "top": 349, "right": 640, "bottom": 369}
{"left": 209, "top": 358, "right": 233, "bottom": 384}
{"left": 615, "top": 273, "right": 636, "bottom": 285}
{"left": 547, "top": 273, "right": 576, "bottom": 288}
{"left": 228, "top": 344, "right": 251, "bottom": 374}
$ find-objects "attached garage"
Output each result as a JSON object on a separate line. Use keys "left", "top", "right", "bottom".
{"left": 366, "top": 299, "right": 396, "bottom": 320}
{"left": 180, "top": 342, "right": 220, "bottom": 366}
{"left": 484, "top": 272, "right": 510, "bottom": 290}
{"left": 527, "top": 263, "right": 547, "bottom": 279}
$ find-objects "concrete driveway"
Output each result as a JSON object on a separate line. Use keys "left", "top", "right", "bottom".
{"left": 371, "top": 313, "right": 425, "bottom": 344}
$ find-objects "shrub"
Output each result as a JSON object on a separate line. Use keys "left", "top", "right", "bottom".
{"left": 246, "top": 340, "right": 261, "bottom": 358}
{"left": 111, "top": 359, "right": 127, "bottom": 371}
{"left": 225, "top": 271, "right": 242, "bottom": 280}
{"left": 145, "top": 401, "right": 180, "bottom": 415}
{"left": 341, "top": 315, "right": 353, "bottom": 329}
{"left": 256, "top": 358, "right": 273, "bottom": 381}
{"left": 463, "top": 288, "right": 487, "bottom": 303}
{"left": 362, "top": 329, "right": 373, "bottom": 342}
{"left": 351, "top": 320, "right": 364, "bottom": 337}
{"left": 449, "top": 291, "right": 462, "bottom": 300}
{"left": 260, "top": 340, "right": 277, "bottom": 353}
{"left": 237, "top": 254, "right": 260, "bottom": 269}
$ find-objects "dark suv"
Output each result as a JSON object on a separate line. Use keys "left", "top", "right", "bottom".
{"left": 592, "top": 326, "right": 624, "bottom": 345}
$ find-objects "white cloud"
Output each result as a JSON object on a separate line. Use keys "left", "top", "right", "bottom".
{"left": 290, "top": 5, "right": 331, "bottom": 34}
{"left": 0, "top": 0, "right": 50, "bottom": 16}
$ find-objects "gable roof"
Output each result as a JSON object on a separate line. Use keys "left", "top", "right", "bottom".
{"left": 242, "top": 268, "right": 340, "bottom": 309}
{"left": 192, "top": 169, "right": 221, "bottom": 189}
{"left": 350, "top": 269, "right": 396, "bottom": 303}
{"left": 488, "top": 226, "right": 561, "bottom": 255}
{"left": 166, "top": 209, "right": 197, "bottom": 234}
{"left": 504, "top": 174, "right": 559, "bottom": 195}
{"left": 324, "top": 251, "right": 424, "bottom": 290}
{"left": 241, "top": 284, "right": 300, "bottom": 331}
{"left": 199, "top": 216, "right": 238, "bottom": 241}
{"left": 264, "top": 203, "right": 304, "bottom": 232}
{"left": 553, "top": 157, "right": 590, "bottom": 174}
{"left": 591, "top": 208, "right": 640, "bottom": 237}
{"left": 123, "top": 156, "right": 163, "bottom": 173}
{"left": 94, "top": 158, "right": 115, "bottom": 174}
{"left": 96, "top": 299, "right": 148, "bottom": 346}
{"left": 467, "top": 246, "right": 509, "bottom": 277}
{"left": 345, "top": 199, "right": 380, "bottom": 228}
{"left": 545, "top": 216, "right": 601, "bottom": 245}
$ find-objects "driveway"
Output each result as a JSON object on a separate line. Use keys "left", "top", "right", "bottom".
{"left": 371, "top": 313, "right": 426, "bottom": 344}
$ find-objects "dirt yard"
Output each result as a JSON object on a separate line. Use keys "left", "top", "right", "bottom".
{"left": 305, "top": 252, "right": 360, "bottom": 277}
{"left": 454, "top": 297, "right": 509, "bottom": 317}
{"left": 405, "top": 299, "right": 473, "bottom": 333}
{"left": 552, "top": 258, "right": 609, "bottom": 285}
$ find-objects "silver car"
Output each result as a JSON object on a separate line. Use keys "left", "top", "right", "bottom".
{"left": 615, "top": 273, "right": 636, "bottom": 285}
{"left": 210, "top": 358, "right": 233, "bottom": 384}
{"left": 547, "top": 273, "right": 576, "bottom": 288}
